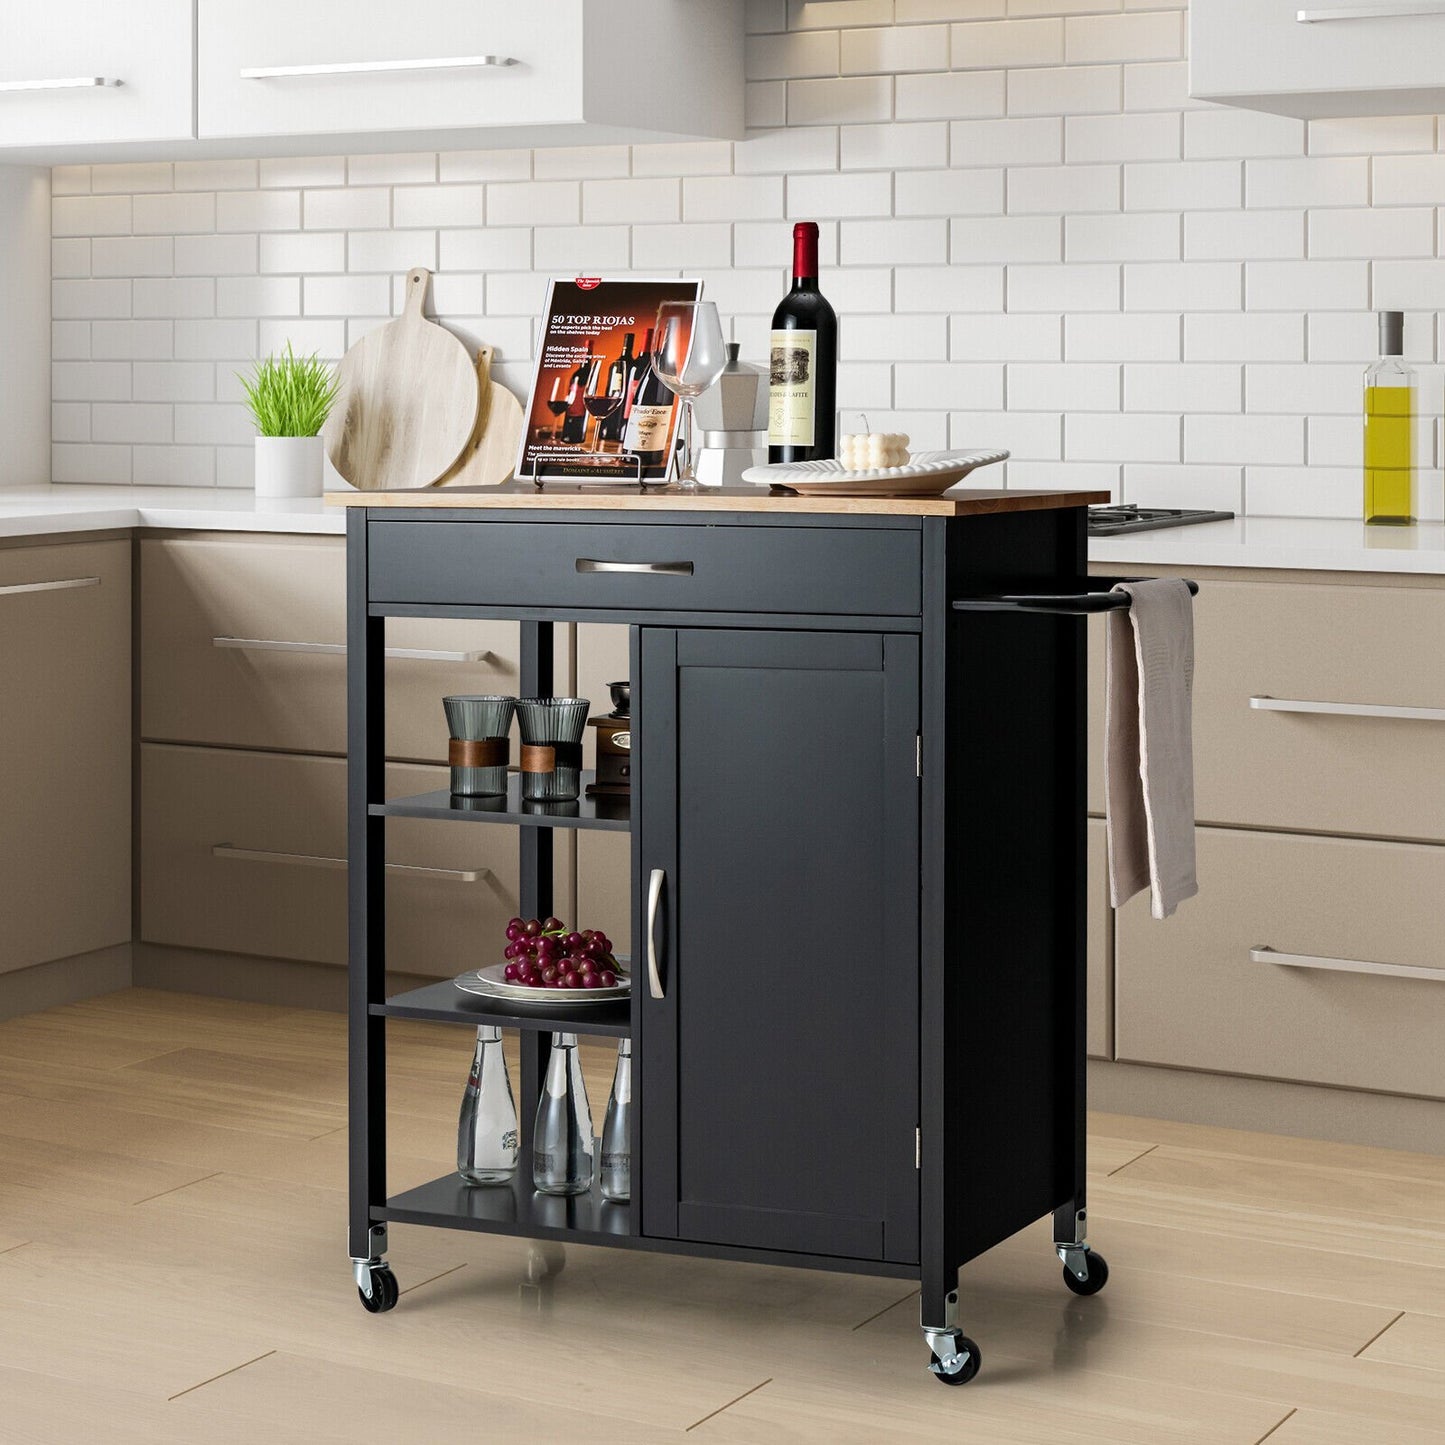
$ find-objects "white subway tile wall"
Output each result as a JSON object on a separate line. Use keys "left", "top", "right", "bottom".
{"left": 45, "top": 0, "right": 1445, "bottom": 517}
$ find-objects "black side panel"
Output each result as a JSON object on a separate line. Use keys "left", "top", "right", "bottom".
{"left": 639, "top": 627, "right": 920, "bottom": 1264}
{"left": 943, "top": 509, "right": 1087, "bottom": 1268}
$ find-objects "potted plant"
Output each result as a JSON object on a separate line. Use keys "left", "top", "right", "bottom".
{"left": 239, "top": 343, "right": 341, "bottom": 498}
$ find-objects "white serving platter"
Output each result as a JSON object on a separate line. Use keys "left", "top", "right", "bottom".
{"left": 741, "top": 449, "right": 1008, "bottom": 498}
{"left": 454, "top": 961, "right": 630, "bottom": 1005}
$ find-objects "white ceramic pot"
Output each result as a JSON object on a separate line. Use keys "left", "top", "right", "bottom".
{"left": 254, "top": 435, "right": 324, "bottom": 498}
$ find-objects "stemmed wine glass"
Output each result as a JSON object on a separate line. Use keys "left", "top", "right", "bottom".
{"left": 545, "top": 376, "right": 569, "bottom": 442}
{"left": 583, "top": 357, "right": 623, "bottom": 454}
{"left": 652, "top": 300, "right": 728, "bottom": 491}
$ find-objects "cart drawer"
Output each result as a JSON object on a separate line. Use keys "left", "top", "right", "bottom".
{"left": 1116, "top": 826, "right": 1445, "bottom": 1099}
{"left": 141, "top": 535, "right": 518, "bottom": 760}
{"left": 140, "top": 743, "right": 516, "bottom": 975}
{"left": 367, "top": 520, "right": 922, "bottom": 617}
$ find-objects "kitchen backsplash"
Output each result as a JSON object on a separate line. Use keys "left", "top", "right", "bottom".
{"left": 45, "top": 0, "right": 1445, "bottom": 518}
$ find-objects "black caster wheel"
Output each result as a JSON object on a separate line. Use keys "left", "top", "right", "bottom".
{"left": 930, "top": 1337, "right": 981, "bottom": 1385}
{"left": 358, "top": 1266, "right": 399, "bottom": 1313}
{"left": 1062, "top": 1251, "right": 1108, "bottom": 1297}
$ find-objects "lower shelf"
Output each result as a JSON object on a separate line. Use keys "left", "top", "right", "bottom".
{"left": 378, "top": 1171, "right": 632, "bottom": 1246}
{"left": 374, "top": 979, "right": 631, "bottom": 1037}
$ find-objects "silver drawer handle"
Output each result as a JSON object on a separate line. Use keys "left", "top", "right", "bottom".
{"left": 576, "top": 559, "right": 694, "bottom": 577}
{"left": 1298, "top": 3, "right": 1445, "bottom": 21}
{"left": 0, "top": 576, "right": 101, "bottom": 597}
{"left": 213, "top": 636, "right": 492, "bottom": 663}
{"left": 1250, "top": 695, "right": 1445, "bottom": 723}
{"left": 0, "top": 77, "right": 122, "bottom": 91}
{"left": 212, "top": 844, "right": 484, "bottom": 883}
{"left": 240, "top": 55, "right": 518, "bottom": 80}
{"left": 1252, "top": 946, "right": 1443, "bottom": 984}
{"left": 647, "top": 868, "right": 666, "bottom": 1001}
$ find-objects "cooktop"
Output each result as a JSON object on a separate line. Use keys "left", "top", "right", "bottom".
{"left": 1088, "top": 505, "right": 1235, "bottom": 536}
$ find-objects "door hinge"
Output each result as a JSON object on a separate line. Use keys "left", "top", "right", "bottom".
{"left": 915, "top": 1127, "right": 921, "bottom": 1168}
{"left": 915, "top": 734, "right": 921, "bottom": 778}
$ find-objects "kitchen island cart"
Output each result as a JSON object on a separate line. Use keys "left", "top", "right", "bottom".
{"left": 341, "top": 483, "right": 1132, "bottom": 1383}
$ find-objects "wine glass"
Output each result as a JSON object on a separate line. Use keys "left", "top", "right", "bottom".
{"left": 583, "top": 357, "right": 623, "bottom": 454}
{"left": 652, "top": 301, "right": 728, "bottom": 491}
{"left": 544, "top": 376, "right": 569, "bottom": 442}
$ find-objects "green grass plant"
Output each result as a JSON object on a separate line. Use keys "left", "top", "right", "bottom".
{"left": 239, "top": 343, "right": 341, "bottom": 437}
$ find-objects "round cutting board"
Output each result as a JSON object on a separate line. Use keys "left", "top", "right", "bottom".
{"left": 323, "top": 268, "right": 479, "bottom": 490}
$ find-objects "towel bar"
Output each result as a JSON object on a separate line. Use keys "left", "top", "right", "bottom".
{"left": 952, "top": 577, "right": 1198, "bottom": 616}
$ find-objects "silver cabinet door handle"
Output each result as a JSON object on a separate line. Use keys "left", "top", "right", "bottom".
{"left": 576, "top": 559, "right": 694, "bottom": 577}
{"left": 240, "top": 55, "right": 518, "bottom": 80}
{"left": 0, "top": 77, "right": 121, "bottom": 91}
{"left": 1251, "top": 946, "right": 1443, "bottom": 984}
{"left": 1298, "top": 3, "right": 1445, "bottom": 20}
{"left": 647, "top": 867, "right": 666, "bottom": 1000}
{"left": 212, "top": 844, "right": 484, "bottom": 883}
{"left": 1250, "top": 695, "right": 1445, "bottom": 723}
{"left": 212, "top": 636, "right": 492, "bottom": 663}
{"left": 0, "top": 576, "right": 100, "bottom": 597}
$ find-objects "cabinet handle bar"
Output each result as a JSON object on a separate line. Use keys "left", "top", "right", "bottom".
{"left": 576, "top": 559, "right": 694, "bottom": 577}
{"left": 1298, "top": 3, "right": 1445, "bottom": 21}
{"left": 1250, "top": 694, "right": 1445, "bottom": 722}
{"left": 1251, "top": 946, "right": 1443, "bottom": 984}
{"left": 212, "top": 845, "right": 483, "bottom": 882}
{"left": 213, "top": 636, "right": 491, "bottom": 663}
{"left": 0, "top": 576, "right": 101, "bottom": 597}
{"left": 0, "top": 77, "right": 121, "bottom": 92}
{"left": 240, "top": 56, "right": 518, "bottom": 80}
{"left": 646, "top": 868, "right": 666, "bottom": 1001}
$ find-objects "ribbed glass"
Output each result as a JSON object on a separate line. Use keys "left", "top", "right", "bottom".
{"left": 443, "top": 694, "right": 515, "bottom": 797}
{"left": 515, "top": 697, "right": 591, "bottom": 801}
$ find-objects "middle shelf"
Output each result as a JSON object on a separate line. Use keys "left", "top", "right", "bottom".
{"left": 372, "top": 772, "right": 630, "bottom": 832}
{"left": 375, "top": 979, "right": 631, "bottom": 1037}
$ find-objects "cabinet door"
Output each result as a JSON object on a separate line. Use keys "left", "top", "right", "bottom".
{"left": 638, "top": 629, "right": 920, "bottom": 1264}
{"left": 0, "top": 0, "right": 193, "bottom": 149}
{"left": 0, "top": 539, "right": 130, "bottom": 974}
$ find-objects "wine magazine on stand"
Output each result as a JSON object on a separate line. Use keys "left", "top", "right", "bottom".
{"left": 517, "top": 277, "right": 704, "bottom": 483}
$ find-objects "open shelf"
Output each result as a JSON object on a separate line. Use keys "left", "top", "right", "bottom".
{"left": 371, "top": 773, "right": 630, "bottom": 832}
{"left": 378, "top": 1168, "right": 632, "bottom": 1246}
{"left": 374, "top": 979, "right": 630, "bottom": 1037}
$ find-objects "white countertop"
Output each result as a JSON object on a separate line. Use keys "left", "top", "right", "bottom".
{"left": 0, "top": 486, "right": 344, "bottom": 538}
{"left": 1090, "top": 515, "right": 1445, "bottom": 576}
{"left": 3, "top": 486, "right": 1444, "bottom": 574}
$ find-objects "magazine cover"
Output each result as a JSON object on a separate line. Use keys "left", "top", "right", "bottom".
{"left": 517, "top": 277, "right": 704, "bottom": 483}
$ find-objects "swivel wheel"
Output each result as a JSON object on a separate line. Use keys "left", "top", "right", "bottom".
{"left": 357, "top": 1265, "right": 399, "bottom": 1313}
{"left": 929, "top": 1336, "right": 981, "bottom": 1385}
{"left": 1061, "top": 1250, "right": 1108, "bottom": 1297}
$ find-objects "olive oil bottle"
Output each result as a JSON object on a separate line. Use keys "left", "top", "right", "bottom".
{"left": 1363, "top": 310, "right": 1415, "bottom": 526}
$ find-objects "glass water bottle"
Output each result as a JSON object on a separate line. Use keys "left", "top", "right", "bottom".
{"left": 600, "top": 1038, "right": 632, "bottom": 1203}
{"left": 1364, "top": 310, "right": 1415, "bottom": 526}
{"left": 533, "top": 1032, "right": 594, "bottom": 1196}
{"left": 457, "top": 1026, "right": 519, "bottom": 1185}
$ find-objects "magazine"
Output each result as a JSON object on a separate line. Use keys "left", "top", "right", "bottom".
{"left": 517, "top": 277, "right": 703, "bottom": 484}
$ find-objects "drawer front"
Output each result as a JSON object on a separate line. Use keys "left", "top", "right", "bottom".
{"left": 140, "top": 743, "right": 517, "bottom": 975}
{"left": 1086, "top": 817, "right": 1111, "bottom": 1060}
{"left": 368, "top": 521, "right": 923, "bottom": 617}
{"left": 197, "top": 0, "right": 581, "bottom": 140}
{"left": 0, "top": 0, "right": 192, "bottom": 149}
{"left": 1116, "top": 826, "right": 1445, "bottom": 1099}
{"left": 141, "top": 536, "right": 517, "bottom": 759}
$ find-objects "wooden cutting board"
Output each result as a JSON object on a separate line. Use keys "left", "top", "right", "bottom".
{"left": 436, "top": 346, "right": 527, "bottom": 487}
{"left": 322, "top": 267, "right": 479, "bottom": 490}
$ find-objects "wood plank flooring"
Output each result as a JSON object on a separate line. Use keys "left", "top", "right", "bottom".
{"left": 0, "top": 987, "right": 1440, "bottom": 1443}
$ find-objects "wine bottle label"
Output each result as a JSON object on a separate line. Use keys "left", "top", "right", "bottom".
{"left": 769, "top": 329, "right": 816, "bottom": 446}
{"left": 625, "top": 403, "right": 672, "bottom": 453}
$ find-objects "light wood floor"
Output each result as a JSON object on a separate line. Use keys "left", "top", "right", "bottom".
{"left": 0, "top": 988, "right": 1442, "bottom": 1443}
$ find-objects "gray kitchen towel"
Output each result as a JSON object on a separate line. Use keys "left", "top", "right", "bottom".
{"left": 1105, "top": 579, "right": 1199, "bottom": 920}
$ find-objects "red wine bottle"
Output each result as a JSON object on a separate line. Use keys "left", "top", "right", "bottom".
{"left": 622, "top": 327, "right": 674, "bottom": 469}
{"left": 561, "top": 344, "right": 594, "bottom": 444}
{"left": 600, "top": 332, "right": 636, "bottom": 444}
{"left": 768, "top": 221, "right": 837, "bottom": 463}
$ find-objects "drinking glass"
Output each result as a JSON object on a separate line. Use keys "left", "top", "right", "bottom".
{"left": 652, "top": 300, "right": 728, "bottom": 491}
{"left": 545, "top": 376, "right": 569, "bottom": 441}
{"left": 583, "top": 357, "right": 623, "bottom": 454}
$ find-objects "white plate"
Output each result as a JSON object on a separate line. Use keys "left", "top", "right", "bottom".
{"left": 741, "top": 449, "right": 1008, "bottom": 498}
{"left": 454, "top": 961, "right": 630, "bottom": 1004}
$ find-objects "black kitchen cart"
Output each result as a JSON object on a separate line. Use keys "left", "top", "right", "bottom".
{"left": 342, "top": 483, "right": 1117, "bottom": 1385}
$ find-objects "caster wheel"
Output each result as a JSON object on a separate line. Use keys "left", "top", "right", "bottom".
{"left": 358, "top": 1266, "right": 399, "bottom": 1313}
{"left": 930, "top": 1337, "right": 981, "bottom": 1385}
{"left": 1062, "top": 1251, "right": 1108, "bottom": 1297}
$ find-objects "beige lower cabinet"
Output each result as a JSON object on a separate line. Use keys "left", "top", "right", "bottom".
{"left": 1086, "top": 818, "right": 1111, "bottom": 1060}
{"left": 0, "top": 537, "right": 130, "bottom": 975}
{"left": 576, "top": 623, "right": 633, "bottom": 951}
{"left": 1116, "top": 825, "right": 1445, "bottom": 1100}
{"left": 140, "top": 743, "right": 518, "bottom": 976}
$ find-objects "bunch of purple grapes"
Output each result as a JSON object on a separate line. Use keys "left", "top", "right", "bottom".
{"left": 501, "top": 915, "right": 620, "bottom": 990}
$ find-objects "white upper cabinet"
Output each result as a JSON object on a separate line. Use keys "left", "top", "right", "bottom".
{"left": 0, "top": 0, "right": 194, "bottom": 150}
{"left": 1191, "top": 0, "right": 1445, "bottom": 117}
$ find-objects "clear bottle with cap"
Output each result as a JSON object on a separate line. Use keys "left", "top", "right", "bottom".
{"left": 1364, "top": 310, "right": 1415, "bottom": 526}
{"left": 532, "top": 1032, "right": 594, "bottom": 1196}
{"left": 456, "top": 1025, "right": 519, "bottom": 1185}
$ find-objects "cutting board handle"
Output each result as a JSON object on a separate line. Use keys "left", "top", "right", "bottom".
{"left": 403, "top": 268, "right": 431, "bottom": 320}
